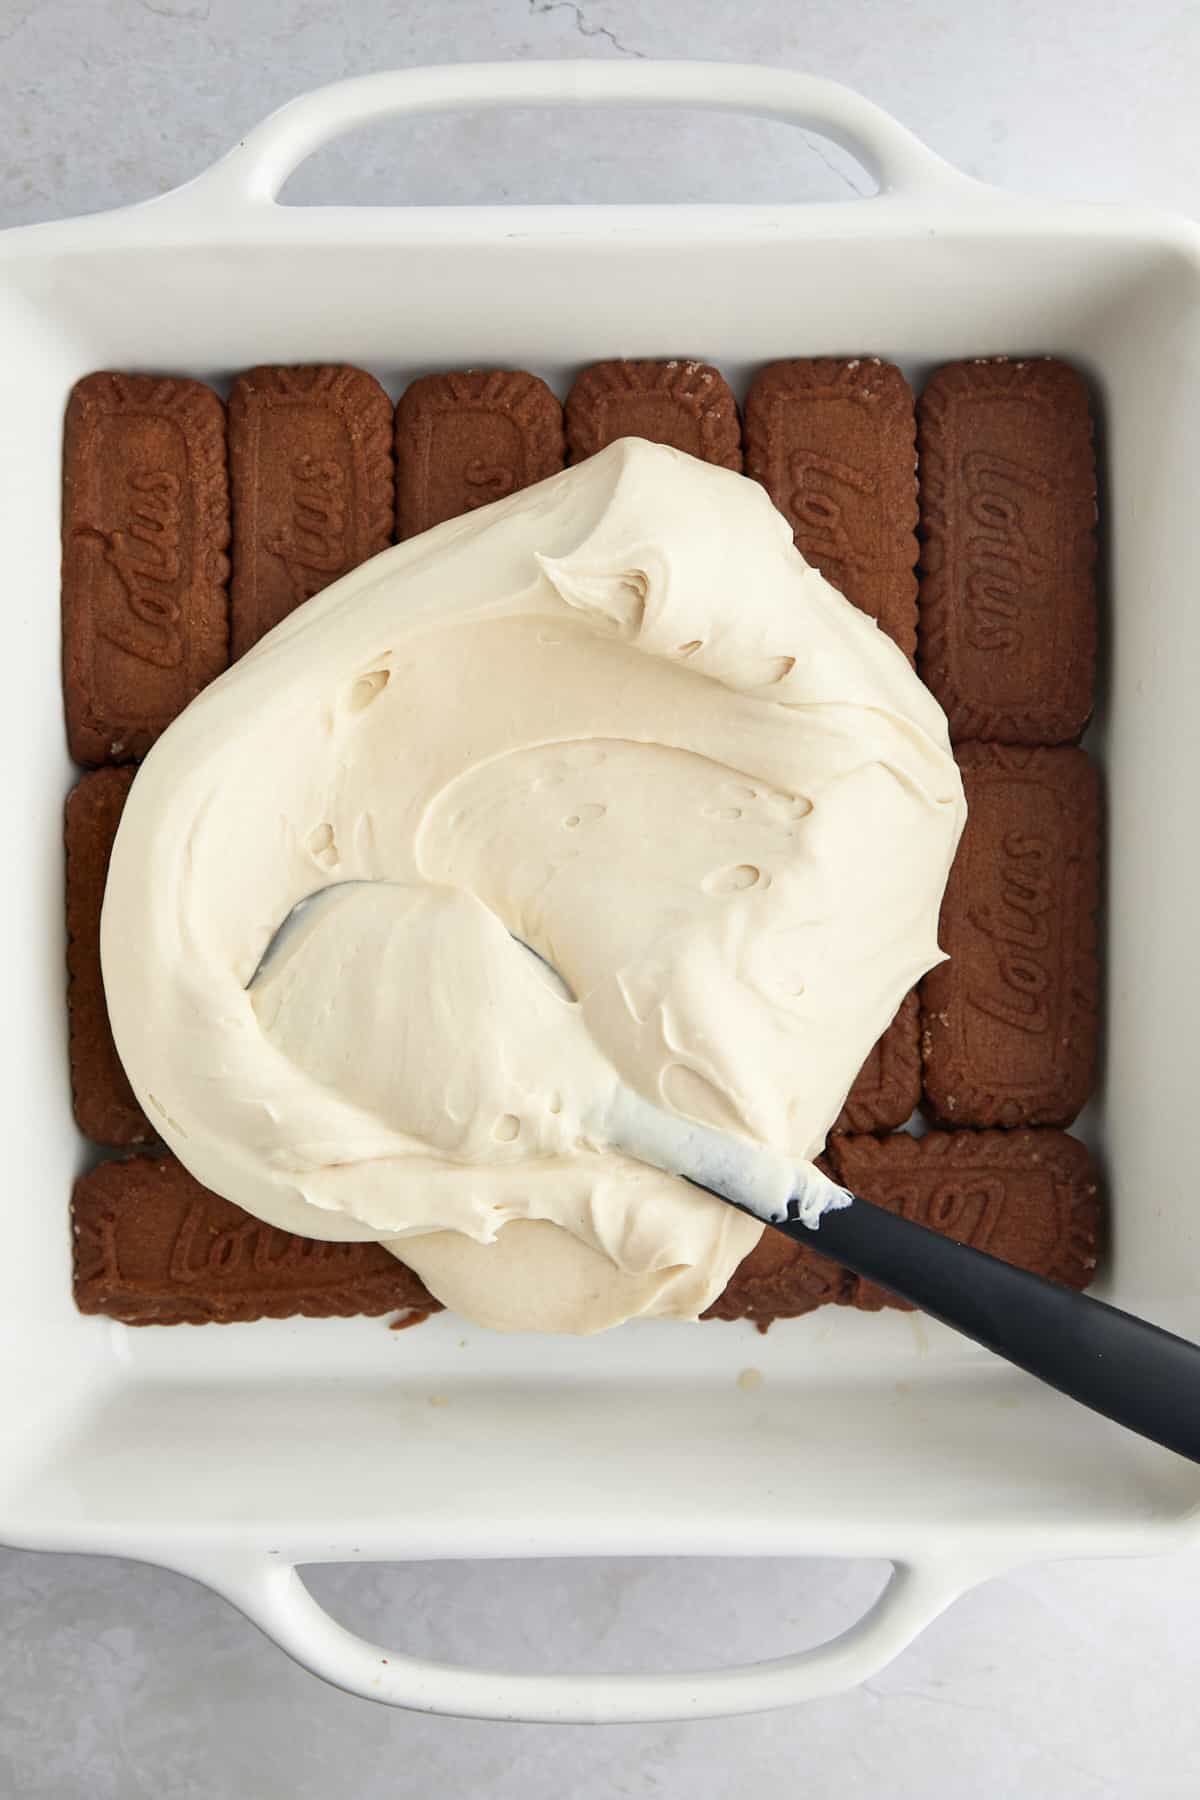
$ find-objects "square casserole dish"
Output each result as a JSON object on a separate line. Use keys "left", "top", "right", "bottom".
{"left": 2, "top": 63, "right": 1199, "bottom": 1723}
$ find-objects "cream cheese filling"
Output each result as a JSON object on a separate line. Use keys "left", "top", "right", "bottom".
{"left": 101, "top": 439, "right": 966, "bottom": 1333}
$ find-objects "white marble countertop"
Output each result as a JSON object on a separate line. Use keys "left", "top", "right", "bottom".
{"left": 3, "top": 2, "right": 1199, "bottom": 1794}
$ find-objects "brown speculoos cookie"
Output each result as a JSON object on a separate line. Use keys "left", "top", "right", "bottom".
{"left": 744, "top": 358, "right": 918, "bottom": 658}
{"left": 833, "top": 991, "right": 921, "bottom": 1136}
{"left": 703, "top": 1190, "right": 854, "bottom": 1329}
{"left": 65, "top": 767, "right": 150, "bottom": 1147}
{"left": 708, "top": 1128, "right": 1101, "bottom": 1328}
{"left": 395, "top": 369, "right": 564, "bottom": 539}
{"left": 565, "top": 360, "right": 742, "bottom": 469}
{"left": 72, "top": 1155, "right": 440, "bottom": 1327}
{"left": 921, "top": 744, "right": 1101, "bottom": 1129}
{"left": 917, "top": 357, "right": 1097, "bottom": 744}
{"left": 229, "top": 364, "right": 394, "bottom": 657}
{"left": 62, "top": 373, "right": 230, "bottom": 764}
{"left": 827, "top": 1128, "right": 1102, "bottom": 1313}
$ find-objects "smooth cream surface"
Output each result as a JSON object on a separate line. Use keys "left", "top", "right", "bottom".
{"left": 101, "top": 439, "right": 966, "bottom": 1333}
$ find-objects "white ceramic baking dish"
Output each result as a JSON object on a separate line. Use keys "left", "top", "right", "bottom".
{"left": 2, "top": 61, "right": 1199, "bottom": 1725}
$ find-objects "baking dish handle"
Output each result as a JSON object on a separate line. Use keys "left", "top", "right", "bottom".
{"left": 184, "top": 1550, "right": 976, "bottom": 1722}
{"left": 170, "top": 62, "right": 974, "bottom": 211}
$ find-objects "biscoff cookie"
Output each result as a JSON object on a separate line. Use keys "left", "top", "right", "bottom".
{"left": 72, "top": 1155, "right": 440, "bottom": 1327}
{"left": 917, "top": 357, "right": 1097, "bottom": 743}
{"left": 744, "top": 358, "right": 918, "bottom": 656}
{"left": 62, "top": 373, "right": 230, "bottom": 763}
{"left": 833, "top": 991, "right": 921, "bottom": 1135}
{"left": 229, "top": 364, "right": 394, "bottom": 656}
{"left": 566, "top": 359, "right": 742, "bottom": 468}
{"left": 825, "top": 1128, "right": 1102, "bottom": 1312}
{"left": 921, "top": 744, "right": 1101, "bottom": 1128}
{"left": 703, "top": 1213, "right": 853, "bottom": 1329}
{"left": 395, "top": 369, "right": 564, "bottom": 538}
{"left": 65, "top": 768, "right": 150, "bottom": 1147}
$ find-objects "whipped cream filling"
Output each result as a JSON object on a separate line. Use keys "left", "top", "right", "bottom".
{"left": 101, "top": 439, "right": 966, "bottom": 1333}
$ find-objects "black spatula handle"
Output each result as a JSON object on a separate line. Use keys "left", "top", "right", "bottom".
{"left": 782, "top": 1194, "right": 1200, "bottom": 1465}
